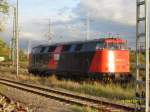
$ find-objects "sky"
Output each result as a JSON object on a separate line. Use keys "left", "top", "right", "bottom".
{"left": 0, "top": 0, "right": 144, "bottom": 50}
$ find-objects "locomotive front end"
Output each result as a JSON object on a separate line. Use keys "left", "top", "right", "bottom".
{"left": 105, "top": 38, "right": 131, "bottom": 80}
{"left": 106, "top": 39, "right": 130, "bottom": 73}
{"left": 90, "top": 38, "right": 131, "bottom": 81}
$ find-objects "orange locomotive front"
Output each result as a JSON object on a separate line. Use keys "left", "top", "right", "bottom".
{"left": 89, "top": 38, "right": 130, "bottom": 80}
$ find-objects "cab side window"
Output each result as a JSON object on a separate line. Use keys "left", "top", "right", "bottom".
{"left": 48, "top": 46, "right": 57, "bottom": 52}
{"left": 62, "top": 45, "right": 71, "bottom": 52}
{"left": 96, "top": 42, "right": 105, "bottom": 50}
{"left": 75, "top": 44, "right": 83, "bottom": 51}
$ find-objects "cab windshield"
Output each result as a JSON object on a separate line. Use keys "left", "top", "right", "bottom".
{"left": 96, "top": 42, "right": 127, "bottom": 50}
{"left": 107, "top": 43, "right": 127, "bottom": 50}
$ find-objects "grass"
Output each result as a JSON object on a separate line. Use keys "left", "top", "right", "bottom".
{"left": 47, "top": 75, "right": 135, "bottom": 100}
{"left": 0, "top": 66, "right": 135, "bottom": 104}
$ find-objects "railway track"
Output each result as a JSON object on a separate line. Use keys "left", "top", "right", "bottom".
{"left": 0, "top": 78, "right": 135, "bottom": 112}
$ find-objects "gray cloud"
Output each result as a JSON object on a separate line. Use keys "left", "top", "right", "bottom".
{"left": 74, "top": 0, "right": 136, "bottom": 25}
{"left": 3, "top": 0, "right": 146, "bottom": 50}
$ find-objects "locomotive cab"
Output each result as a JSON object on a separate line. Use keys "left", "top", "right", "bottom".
{"left": 90, "top": 38, "right": 130, "bottom": 80}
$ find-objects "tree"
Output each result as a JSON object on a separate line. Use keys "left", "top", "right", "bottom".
{"left": 0, "top": 0, "right": 8, "bottom": 13}
{"left": 0, "top": 0, "right": 9, "bottom": 31}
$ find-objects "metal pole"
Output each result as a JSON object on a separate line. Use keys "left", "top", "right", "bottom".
{"left": 136, "top": 0, "right": 140, "bottom": 90}
{"left": 27, "top": 40, "right": 31, "bottom": 60}
{"left": 108, "top": 33, "right": 111, "bottom": 38}
{"left": 86, "top": 13, "right": 90, "bottom": 41}
{"left": 145, "top": 0, "right": 149, "bottom": 111}
{"left": 135, "top": 0, "right": 140, "bottom": 107}
{"left": 9, "top": 41, "right": 12, "bottom": 60}
{"left": 48, "top": 19, "right": 52, "bottom": 43}
{"left": 12, "top": 7, "right": 16, "bottom": 66}
{"left": 16, "top": 0, "right": 19, "bottom": 78}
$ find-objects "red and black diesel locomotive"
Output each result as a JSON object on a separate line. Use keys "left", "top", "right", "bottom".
{"left": 28, "top": 38, "right": 131, "bottom": 80}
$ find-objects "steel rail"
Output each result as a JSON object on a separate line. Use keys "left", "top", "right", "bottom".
{"left": 0, "top": 78, "right": 135, "bottom": 112}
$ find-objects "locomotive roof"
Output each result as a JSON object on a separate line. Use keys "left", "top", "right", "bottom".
{"left": 33, "top": 37, "right": 126, "bottom": 49}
